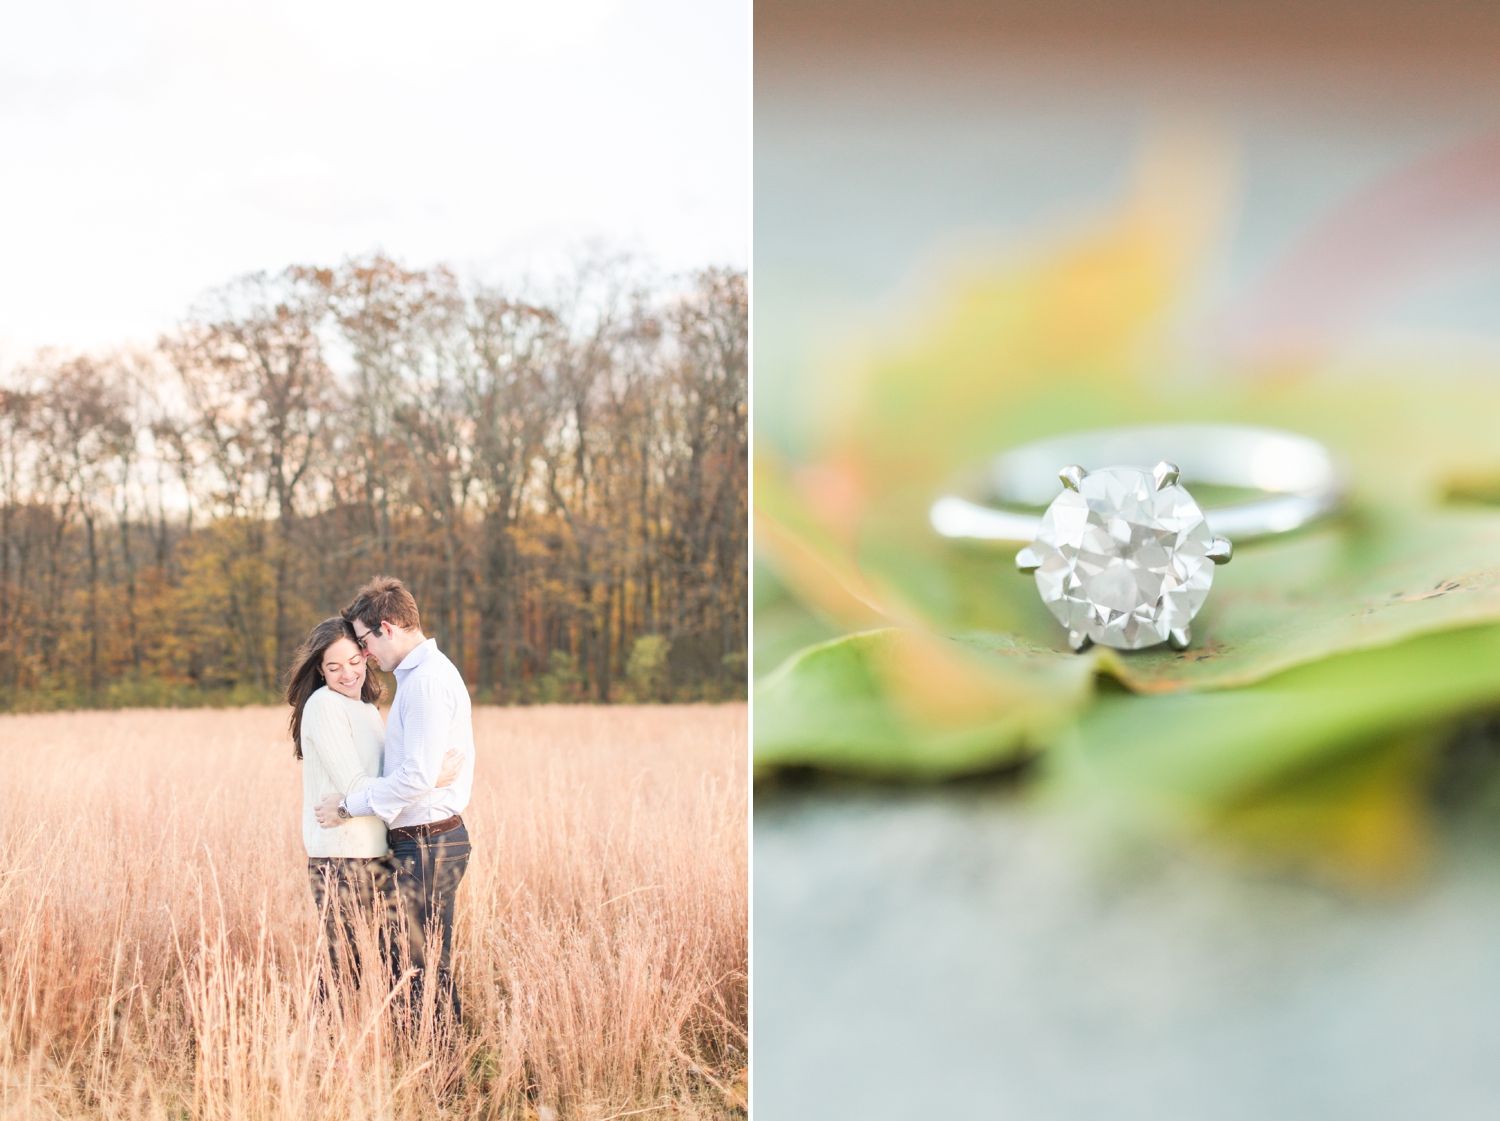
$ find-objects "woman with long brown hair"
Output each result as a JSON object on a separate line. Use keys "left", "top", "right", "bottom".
{"left": 286, "top": 617, "right": 459, "bottom": 987}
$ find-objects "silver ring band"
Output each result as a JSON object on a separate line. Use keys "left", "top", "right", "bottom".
{"left": 930, "top": 424, "right": 1344, "bottom": 545}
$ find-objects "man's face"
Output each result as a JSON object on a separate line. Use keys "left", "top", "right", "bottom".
{"left": 351, "top": 619, "right": 398, "bottom": 671}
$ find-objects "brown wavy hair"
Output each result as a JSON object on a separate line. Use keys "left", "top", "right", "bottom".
{"left": 342, "top": 574, "right": 421, "bottom": 634}
{"left": 284, "top": 616, "right": 384, "bottom": 759}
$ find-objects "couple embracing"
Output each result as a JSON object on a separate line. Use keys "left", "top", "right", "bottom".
{"left": 284, "top": 575, "right": 474, "bottom": 1021}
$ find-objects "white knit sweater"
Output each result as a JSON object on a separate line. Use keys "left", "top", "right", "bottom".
{"left": 300, "top": 686, "right": 388, "bottom": 858}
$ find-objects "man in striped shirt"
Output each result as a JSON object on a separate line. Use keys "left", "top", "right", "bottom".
{"left": 314, "top": 575, "right": 475, "bottom": 1023}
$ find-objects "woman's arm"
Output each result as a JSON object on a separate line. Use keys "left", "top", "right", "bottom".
{"left": 303, "top": 696, "right": 379, "bottom": 817}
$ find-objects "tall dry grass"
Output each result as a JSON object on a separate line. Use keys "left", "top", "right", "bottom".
{"left": 0, "top": 704, "right": 747, "bottom": 1120}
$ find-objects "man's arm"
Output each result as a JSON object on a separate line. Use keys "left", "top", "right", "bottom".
{"left": 314, "top": 745, "right": 464, "bottom": 827}
{"left": 342, "top": 682, "right": 451, "bottom": 824}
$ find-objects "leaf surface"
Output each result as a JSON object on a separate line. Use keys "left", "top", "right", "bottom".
{"left": 754, "top": 628, "right": 1094, "bottom": 778}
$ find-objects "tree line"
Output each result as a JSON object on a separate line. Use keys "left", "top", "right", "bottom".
{"left": 0, "top": 256, "right": 746, "bottom": 709}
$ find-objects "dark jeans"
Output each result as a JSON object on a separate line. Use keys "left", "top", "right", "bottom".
{"left": 306, "top": 856, "right": 398, "bottom": 991}
{"left": 389, "top": 822, "right": 471, "bottom": 1022}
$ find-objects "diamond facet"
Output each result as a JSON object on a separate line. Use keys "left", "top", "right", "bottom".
{"left": 1030, "top": 465, "right": 1216, "bottom": 651}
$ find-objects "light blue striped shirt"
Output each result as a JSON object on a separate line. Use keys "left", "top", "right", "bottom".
{"left": 344, "top": 638, "right": 474, "bottom": 828}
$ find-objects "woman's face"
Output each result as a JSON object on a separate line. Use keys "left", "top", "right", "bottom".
{"left": 321, "top": 637, "right": 367, "bottom": 700}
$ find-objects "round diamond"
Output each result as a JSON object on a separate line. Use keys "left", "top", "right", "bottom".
{"left": 1031, "top": 465, "right": 1215, "bottom": 650}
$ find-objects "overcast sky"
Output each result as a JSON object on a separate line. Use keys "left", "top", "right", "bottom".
{"left": 0, "top": 0, "right": 749, "bottom": 362}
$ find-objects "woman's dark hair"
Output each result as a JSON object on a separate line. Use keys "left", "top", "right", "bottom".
{"left": 285, "top": 616, "right": 384, "bottom": 759}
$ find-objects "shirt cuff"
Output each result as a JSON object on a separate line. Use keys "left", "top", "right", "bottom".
{"left": 344, "top": 788, "right": 374, "bottom": 819}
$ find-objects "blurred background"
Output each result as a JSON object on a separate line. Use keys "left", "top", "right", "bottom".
{"left": 0, "top": 1, "right": 748, "bottom": 709}
{"left": 755, "top": 2, "right": 1500, "bottom": 1117}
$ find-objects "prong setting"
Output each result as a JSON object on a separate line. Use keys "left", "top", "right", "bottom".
{"left": 1022, "top": 462, "right": 1222, "bottom": 652}
{"left": 1206, "top": 536, "right": 1233, "bottom": 565}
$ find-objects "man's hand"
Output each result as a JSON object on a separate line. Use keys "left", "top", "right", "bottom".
{"left": 314, "top": 793, "right": 343, "bottom": 828}
{"left": 436, "top": 748, "right": 463, "bottom": 788}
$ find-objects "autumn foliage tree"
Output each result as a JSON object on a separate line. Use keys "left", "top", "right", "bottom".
{"left": 0, "top": 257, "right": 746, "bottom": 709}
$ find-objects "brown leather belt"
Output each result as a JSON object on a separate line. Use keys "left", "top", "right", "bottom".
{"left": 388, "top": 814, "right": 463, "bottom": 843}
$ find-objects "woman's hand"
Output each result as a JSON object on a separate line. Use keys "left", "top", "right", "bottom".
{"left": 436, "top": 748, "right": 463, "bottom": 788}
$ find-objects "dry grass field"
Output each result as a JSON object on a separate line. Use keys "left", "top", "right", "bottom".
{"left": 0, "top": 703, "right": 747, "bottom": 1120}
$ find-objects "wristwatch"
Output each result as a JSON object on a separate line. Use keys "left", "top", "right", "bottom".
{"left": 336, "top": 799, "right": 352, "bottom": 821}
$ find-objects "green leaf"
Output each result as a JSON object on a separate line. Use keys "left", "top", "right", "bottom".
{"left": 1048, "top": 622, "right": 1500, "bottom": 813}
{"left": 755, "top": 620, "right": 1500, "bottom": 809}
{"left": 754, "top": 628, "right": 1095, "bottom": 778}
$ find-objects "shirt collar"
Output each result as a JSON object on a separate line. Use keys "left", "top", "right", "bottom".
{"left": 392, "top": 637, "right": 437, "bottom": 680}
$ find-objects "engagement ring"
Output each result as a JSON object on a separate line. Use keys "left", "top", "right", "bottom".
{"left": 929, "top": 425, "right": 1345, "bottom": 652}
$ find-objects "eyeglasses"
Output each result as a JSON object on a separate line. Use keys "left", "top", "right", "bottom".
{"left": 355, "top": 625, "right": 382, "bottom": 650}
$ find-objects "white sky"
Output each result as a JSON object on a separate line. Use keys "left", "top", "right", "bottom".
{"left": 0, "top": 0, "right": 749, "bottom": 362}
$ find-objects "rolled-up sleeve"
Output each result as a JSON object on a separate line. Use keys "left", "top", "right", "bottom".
{"left": 344, "top": 680, "right": 449, "bottom": 823}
